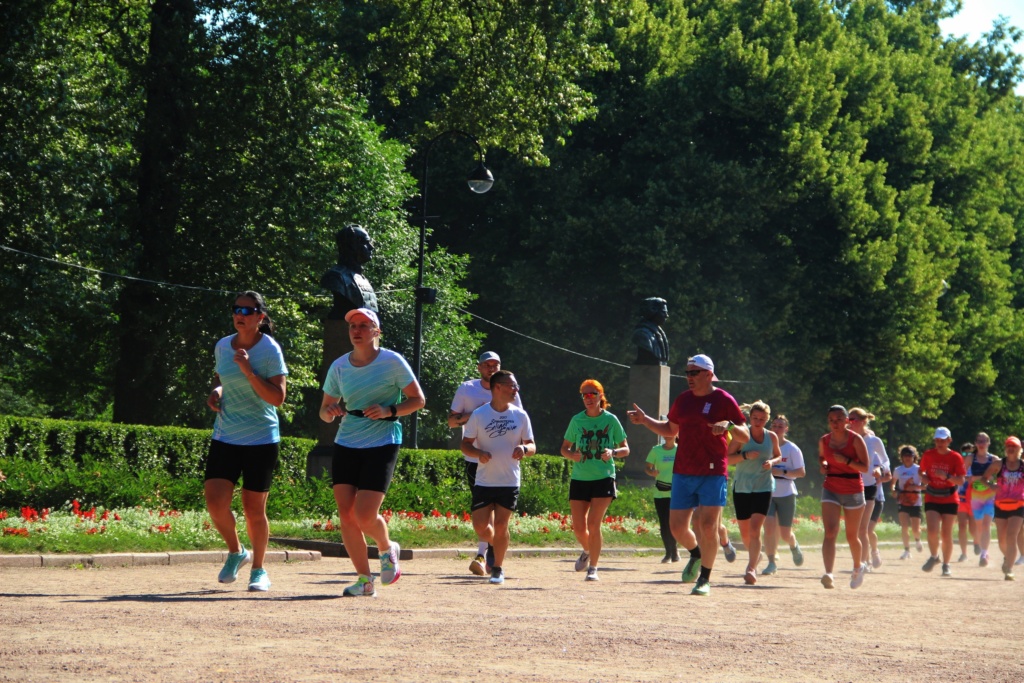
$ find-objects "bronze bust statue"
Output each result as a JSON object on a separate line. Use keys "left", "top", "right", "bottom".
{"left": 320, "top": 224, "right": 379, "bottom": 320}
{"left": 632, "top": 297, "right": 669, "bottom": 365}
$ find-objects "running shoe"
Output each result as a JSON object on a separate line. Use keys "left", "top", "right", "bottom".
{"left": 680, "top": 556, "right": 700, "bottom": 583}
{"left": 690, "top": 578, "right": 710, "bottom": 596}
{"left": 762, "top": 559, "right": 778, "bottom": 576}
{"left": 469, "top": 554, "right": 486, "bottom": 576}
{"left": 1016, "top": 556, "right": 1024, "bottom": 566}
{"left": 380, "top": 541, "right": 401, "bottom": 585}
{"left": 980, "top": 550, "right": 989, "bottom": 568}
{"left": 661, "top": 553, "right": 672, "bottom": 564}
{"left": 489, "top": 567, "right": 505, "bottom": 584}
{"left": 850, "top": 565, "right": 867, "bottom": 590}
{"left": 574, "top": 551, "right": 590, "bottom": 572}
{"left": 922, "top": 556, "right": 941, "bottom": 573}
{"left": 1005, "top": 572, "right": 1015, "bottom": 581}
{"left": 247, "top": 568, "right": 271, "bottom": 592}
{"left": 671, "top": 551, "right": 681, "bottom": 563}
{"left": 974, "top": 543, "right": 981, "bottom": 556}
{"left": 722, "top": 541, "right": 737, "bottom": 563}
{"left": 957, "top": 553, "right": 968, "bottom": 563}
{"left": 486, "top": 545, "right": 495, "bottom": 572}
{"left": 585, "top": 566, "right": 599, "bottom": 582}
{"left": 791, "top": 542, "right": 804, "bottom": 567}
{"left": 342, "top": 575, "right": 376, "bottom": 597}
{"left": 820, "top": 573, "right": 834, "bottom": 589}
{"left": 218, "top": 547, "right": 251, "bottom": 584}
{"left": 871, "top": 550, "right": 882, "bottom": 569}
{"left": 915, "top": 539, "right": 923, "bottom": 552}
{"left": 899, "top": 549, "right": 911, "bottom": 560}
{"left": 941, "top": 563, "right": 952, "bottom": 576}
{"left": 743, "top": 568, "right": 757, "bottom": 585}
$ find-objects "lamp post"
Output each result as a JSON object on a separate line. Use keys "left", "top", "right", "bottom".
{"left": 409, "top": 130, "right": 494, "bottom": 448}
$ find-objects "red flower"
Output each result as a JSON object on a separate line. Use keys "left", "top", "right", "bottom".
{"left": 3, "top": 527, "right": 30, "bottom": 537}
{"left": 113, "top": 513, "right": 122, "bottom": 521}
{"left": 0, "top": 511, "right": 6, "bottom": 520}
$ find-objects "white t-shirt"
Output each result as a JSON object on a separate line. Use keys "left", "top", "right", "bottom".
{"left": 894, "top": 464, "right": 923, "bottom": 506}
{"left": 772, "top": 440, "right": 805, "bottom": 498}
{"left": 450, "top": 378, "right": 523, "bottom": 461}
{"left": 862, "top": 434, "right": 890, "bottom": 486}
{"left": 463, "top": 403, "right": 534, "bottom": 488}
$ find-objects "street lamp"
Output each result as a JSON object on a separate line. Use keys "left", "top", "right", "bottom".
{"left": 409, "top": 130, "right": 494, "bottom": 448}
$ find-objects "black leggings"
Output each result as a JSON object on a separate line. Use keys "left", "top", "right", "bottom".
{"left": 655, "top": 496, "right": 676, "bottom": 554}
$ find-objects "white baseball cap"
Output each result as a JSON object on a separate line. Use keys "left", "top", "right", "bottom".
{"left": 687, "top": 354, "right": 720, "bottom": 382}
{"left": 934, "top": 426, "right": 952, "bottom": 440}
{"left": 344, "top": 307, "right": 380, "bottom": 328}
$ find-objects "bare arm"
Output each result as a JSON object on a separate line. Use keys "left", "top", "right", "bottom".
{"left": 626, "top": 403, "right": 679, "bottom": 439}
{"left": 362, "top": 379, "right": 426, "bottom": 420}
{"left": 461, "top": 437, "right": 492, "bottom": 464}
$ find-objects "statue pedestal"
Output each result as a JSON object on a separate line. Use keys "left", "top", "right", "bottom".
{"left": 623, "top": 365, "right": 671, "bottom": 484}
{"left": 307, "top": 319, "right": 352, "bottom": 480}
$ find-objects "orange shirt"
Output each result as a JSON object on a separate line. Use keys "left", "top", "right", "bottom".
{"left": 920, "top": 449, "right": 966, "bottom": 505}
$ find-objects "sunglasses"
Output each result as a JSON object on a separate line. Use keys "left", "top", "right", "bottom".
{"left": 581, "top": 392, "right": 600, "bottom": 398}
{"left": 684, "top": 369, "right": 704, "bottom": 377}
{"left": 232, "top": 305, "right": 261, "bottom": 316}
{"left": 494, "top": 382, "right": 520, "bottom": 390}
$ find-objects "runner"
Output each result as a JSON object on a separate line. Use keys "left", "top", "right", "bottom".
{"left": 762, "top": 414, "right": 806, "bottom": 575}
{"left": 919, "top": 427, "right": 967, "bottom": 577}
{"left": 955, "top": 441, "right": 976, "bottom": 562}
{"left": 817, "top": 405, "right": 871, "bottom": 589}
{"left": 462, "top": 370, "right": 535, "bottom": 585}
{"left": 204, "top": 291, "right": 288, "bottom": 592}
{"left": 967, "top": 433, "right": 999, "bottom": 567}
{"left": 847, "top": 409, "right": 889, "bottom": 571}
{"left": 645, "top": 436, "right": 680, "bottom": 563}
{"left": 320, "top": 308, "right": 425, "bottom": 597}
{"left": 726, "top": 401, "right": 782, "bottom": 584}
{"left": 627, "top": 354, "right": 749, "bottom": 596}
{"left": 448, "top": 351, "right": 523, "bottom": 576}
{"left": 892, "top": 445, "right": 924, "bottom": 559}
{"left": 561, "top": 379, "right": 629, "bottom": 581}
{"left": 984, "top": 436, "right": 1024, "bottom": 580}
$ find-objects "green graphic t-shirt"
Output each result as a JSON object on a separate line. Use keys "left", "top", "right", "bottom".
{"left": 563, "top": 410, "right": 627, "bottom": 481}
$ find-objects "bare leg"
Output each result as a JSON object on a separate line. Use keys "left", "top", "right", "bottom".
{"left": 843, "top": 505, "right": 865, "bottom": 570}
{"left": 925, "top": 509, "right": 942, "bottom": 560}
{"left": 696, "top": 506, "right": 723, "bottom": 571}
{"left": 584, "top": 497, "right": 613, "bottom": 567}
{"left": 204, "top": 479, "right": 241, "bottom": 554}
{"left": 490, "top": 506, "right": 514, "bottom": 567}
{"left": 858, "top": 500, "right": 875, "bottom": 565}
{"left": 940, "top": 513, "right": 956, "bottom": 563}
{"left": 669, "top": 508, "right": 698, "bottom": 551}
{"left": 241, "top": 489, "right": 270, "bottom": 568}
{"left": 763, "top": 514, "right": 780, "bottom": 560}
{"left": 821, "top": 502, "right": 841, "bottom": 575}
{"left": 746, "top": 514, "right": 766, "bottom": 574}
{"left": 570, "top": 500, "right": 592, "bottom": 554}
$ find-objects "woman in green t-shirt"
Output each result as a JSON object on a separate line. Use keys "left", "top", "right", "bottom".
{"left": 560, "top": 379, "right": 630, "bottom": 582}
{"left": 645, "top": 436, "right": 679, "bottom": 563}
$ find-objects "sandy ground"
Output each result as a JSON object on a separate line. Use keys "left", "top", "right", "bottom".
{"left": 1, "top": 547, "right": 1021, "bottom": 683}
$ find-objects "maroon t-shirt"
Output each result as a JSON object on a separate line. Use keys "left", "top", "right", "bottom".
{"left": 667, "top": 388, "right": 746, "bottom": 477}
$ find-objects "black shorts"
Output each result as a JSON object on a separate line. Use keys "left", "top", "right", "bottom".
{"left": 899, "top": 504, "right": 922, "bottom": 519}
{"left": 924, "top": 502, "right": 959, "bottom": 516}
{"left": 569, "top": 477, "right": 617, "bottom": 502}
{"left": 994, "top": 507, "right": 1024, "bottom": 520}
{"left": 871, "top": 499, "right": 884, "bottom": 522}
{"left": 464, "top": 459, "right": 478, "bottom": 488}
{"left": 204, "top": 440, "right": 279, "bottom": 493}
{"left": 863, "top": 485, "right": 878, "bottom": 500}
{"left": 472, "top": 485, "right": 520, "bottom": 512}
{"left": 733, "top": 491, "right": 772, "bottom": 521}
{"left": 332, "top": 443, "right": 400, "bottom": 493}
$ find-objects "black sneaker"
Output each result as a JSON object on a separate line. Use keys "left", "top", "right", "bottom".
{"left": 485, "top": 545, "right": 495, "bottom": 573}
{"left": 489, "top": 566, "right": 505, "bottom": 584}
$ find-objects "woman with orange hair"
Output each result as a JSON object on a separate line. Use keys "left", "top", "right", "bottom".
{"left": 560, "top": 379, "right": 630, "bottom": 581}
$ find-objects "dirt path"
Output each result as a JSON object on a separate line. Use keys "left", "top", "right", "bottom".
{"left": 2, "top": 548, "right": 1021, "bottom": 682}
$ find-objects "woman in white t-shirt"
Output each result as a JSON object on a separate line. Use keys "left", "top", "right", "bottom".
{"left": 761, "top": 414, "right": 806, "bottom": 575}
{"left": 892, "top": 444, "right": 924, "bottom": 558}
{"left": 848, "top": 408, "right": 890, "bottom": 570}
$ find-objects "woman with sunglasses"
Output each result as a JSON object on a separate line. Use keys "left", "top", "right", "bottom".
{"left": 983, "top": 436, "right": 1024, "bottom": 579}
{"left": 561, "top": 379, "right": 629, "bottom": 581}
{"left": 205, "top": 291, "right": 288, "bottom": 592}
{"left": 847, "top": 408, "right": 890, "bottom": 571}
{"left": 320, "top": 307, "right": 425, "bottom": 598}
{"left": 818, "top": 405, "right": 871, "bottom": 589}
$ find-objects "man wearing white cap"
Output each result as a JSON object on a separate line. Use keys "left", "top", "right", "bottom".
{"left": 919, "top": 426, "right": 967, "bottom": 577}
{"left": 449, "top": 351, "right": 523, "bottom": 576}
{"left": 628, "top": 354, "right": 749, "bottom": 596}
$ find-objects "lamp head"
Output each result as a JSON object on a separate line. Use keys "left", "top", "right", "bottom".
{"left": 467, "top": 161, "right": 494, "bottom": 194}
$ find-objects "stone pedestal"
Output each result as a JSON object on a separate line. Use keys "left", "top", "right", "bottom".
{"left": 623, "top": 364, "right": 671, "bottom": 484}
{"left": 307, "top": 319, "right": 352, "bottom": 480}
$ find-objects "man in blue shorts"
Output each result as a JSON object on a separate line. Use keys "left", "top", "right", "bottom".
{"left": 628, "top": 354, "right": 748, "bottom": 596}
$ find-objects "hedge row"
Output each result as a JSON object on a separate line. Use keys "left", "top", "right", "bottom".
{"left": 0, "top": 415, "right": 583, "bottom": 517}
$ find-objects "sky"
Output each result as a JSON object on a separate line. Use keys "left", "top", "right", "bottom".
{"left": 938, "top": 0, "right": 1024, "bottom": 94}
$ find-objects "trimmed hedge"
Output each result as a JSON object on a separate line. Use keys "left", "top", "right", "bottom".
{"left": 0, "top": 415, "right": 583, "bottom": 517}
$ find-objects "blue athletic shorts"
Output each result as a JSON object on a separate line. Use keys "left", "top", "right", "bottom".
{"left": 670, "top": 473, "right": 727, "bottom": 510}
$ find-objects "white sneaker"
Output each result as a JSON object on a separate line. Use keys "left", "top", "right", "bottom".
{"left": 820, "top": 573, "right": 834, "bottom": 589}
{"left": 871, "top": 550, "right": 882, "bottom": 569}
{"left": 585, "top": 566, "right": 599, "bottom": 582}
{"left": 850, "top": 565, "right": 867, "bottom": 589}
{"left": 916, "top": 540, "right": 923, "bottom": 552}
{"left": 899, "top": 549, "right": 911, "bottom": 560}
{"left": 574, "top": 551, "right": 590, "bottom": 572}
{"left": 342, "top": 575, "right": 376, "bottom": 597}
{"left": 380, "top": 542, "right": 401, "bottom": 585}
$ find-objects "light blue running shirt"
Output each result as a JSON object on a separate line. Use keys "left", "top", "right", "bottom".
{"left": 211, "top": 334, "right": 288, "bottom": 445}
{"left": 323, "top": 348, "right": 416, "bottom": 448}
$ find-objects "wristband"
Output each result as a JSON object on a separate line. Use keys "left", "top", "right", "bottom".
{"left": 725, "top": 421, "right": 734, "bottom": 432}
{"left": 384, "top": 405, "right": 399, "bottom": 422}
